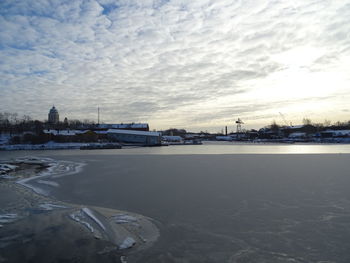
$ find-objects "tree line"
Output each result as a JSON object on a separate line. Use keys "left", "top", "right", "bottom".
{"left": 0, "top": 112, "right": 96, "bottom": 135}
{"left": 267, "top": 118, "right": 350, "bottom": 132}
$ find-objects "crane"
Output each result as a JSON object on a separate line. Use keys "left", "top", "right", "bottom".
{"left": 235, "top": 118, "right": 244, "bottom": 133}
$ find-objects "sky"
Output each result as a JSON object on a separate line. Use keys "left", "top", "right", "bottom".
{"left": 1, "top": 0, "right": 350, "bottom": 132}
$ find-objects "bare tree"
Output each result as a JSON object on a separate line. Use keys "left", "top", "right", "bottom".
{"left": 269, "top": 120, "right": 280, "bottom": 133}
{"left": 324, "top": 119, "right": 331, "bottom": 127}
{"left": 302, "top": 118, "right": 312, "bottom": 125}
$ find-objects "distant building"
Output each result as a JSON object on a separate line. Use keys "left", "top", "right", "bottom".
{"left": 48, "top": 106, "right": 59, "bottom": 124}
{"left": 94, "top": 123, "right": 149, "bottom": 131}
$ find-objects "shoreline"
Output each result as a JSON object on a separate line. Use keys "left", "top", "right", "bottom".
{"left": 2, "top": 139, "right": 350, "bottom": 152}
{"left": 0, "top": 156, "right": 160, "bottom": 263}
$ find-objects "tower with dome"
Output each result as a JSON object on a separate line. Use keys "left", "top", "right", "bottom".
{"left": 48, "top": 106, "right": 59, "bottom": 124}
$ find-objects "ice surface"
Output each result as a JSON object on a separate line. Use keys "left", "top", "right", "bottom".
{"left": 119, "top": 237, "right": 136, "bottom": 249}
{"left": 37, "top": 180, "right": 59, "bottom": 187}
{"left": 0, "top": 234, "right": 22, "bottom": 249}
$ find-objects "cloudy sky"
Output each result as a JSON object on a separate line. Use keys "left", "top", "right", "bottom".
{"left": 1, "top": 0, "right": 350, "bottom": 131}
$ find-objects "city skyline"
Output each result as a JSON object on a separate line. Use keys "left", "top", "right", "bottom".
{"left": 1, "top": 0, "right": 350, "bottom": 132}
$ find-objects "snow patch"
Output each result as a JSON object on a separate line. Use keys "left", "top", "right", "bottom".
{"left": 69, "top": 210, "right": 95, "bottom": 233}
{"left": 119, "top": 237, "right": 136, "bottom": 249}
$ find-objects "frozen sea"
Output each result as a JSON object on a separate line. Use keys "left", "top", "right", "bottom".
{"left": 1, "top": 141, "right": 350, "bottom": 262}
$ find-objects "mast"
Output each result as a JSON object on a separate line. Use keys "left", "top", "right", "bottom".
{"left": 98, "top": 107, "right": 100, "bottom": 125}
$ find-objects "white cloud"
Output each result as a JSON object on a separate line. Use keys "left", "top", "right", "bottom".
{"left": 0, "top": 0, "right": 350, "bottom": 131}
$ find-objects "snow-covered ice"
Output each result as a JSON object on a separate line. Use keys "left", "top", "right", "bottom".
{"left": 82, "top": 207, "right": 106, "bottom": 231}
{"left": 69, "top": 210, "right": 95, "bottom": 233}
{"left": 17, "top": 176, "right": 49, "bottom": 196}
{"left": 38, "top": 203, "right": 67, "bottom": 211}
{"left": 0, "top": 213, "right": 18, "bottom": 224}
{"left": 15, "top": 156, "right": 85, "bottom": 196}
{"left": 112, "top": 214, "right": 138, "bottom": 224}
{"left": 0, "top": 163, "right": 18, "bottom": 174}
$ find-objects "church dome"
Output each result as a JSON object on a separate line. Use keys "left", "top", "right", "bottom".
{"left": 49, "top": 106, "right": 58, "bottom": 114}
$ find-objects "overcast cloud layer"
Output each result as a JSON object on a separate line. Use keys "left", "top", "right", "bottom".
{"left": 1, "top": 0, "right": 350, "bottom": 131}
